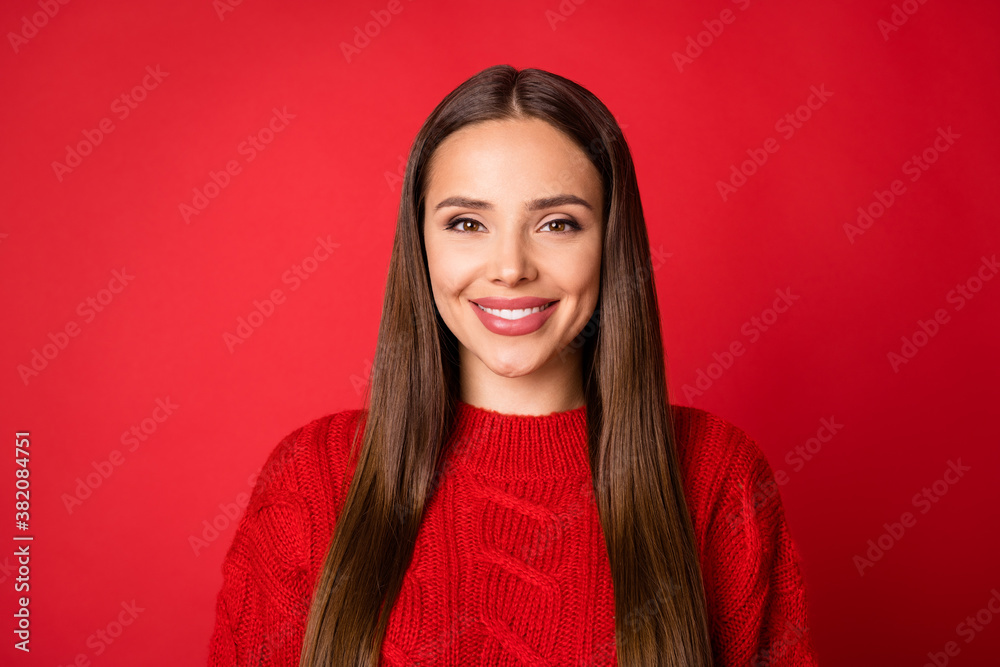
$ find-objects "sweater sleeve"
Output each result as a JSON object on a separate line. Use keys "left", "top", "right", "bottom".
{"left": 207, "top": 425, "right": 317, "bottom": 667}
{"left": 702, "top": 428, "right": 820, "bottom": 666}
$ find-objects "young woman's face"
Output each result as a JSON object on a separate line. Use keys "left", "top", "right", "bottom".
{"left": 422, "top": 117, "right": 603, "bottom": 381}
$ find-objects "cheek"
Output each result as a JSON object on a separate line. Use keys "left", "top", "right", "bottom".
{"left": 424, "top": 238, "right": 449, "bottom": 293}
{"left": 555, "top": 244, "right": 601, "bottom": 298}
{"left": 426, "top": 247, "right": 471, "bottom": 304}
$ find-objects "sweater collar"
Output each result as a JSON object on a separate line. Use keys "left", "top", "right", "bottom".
{"left": 446, "top": 399, "right": 590, "bottom": 480}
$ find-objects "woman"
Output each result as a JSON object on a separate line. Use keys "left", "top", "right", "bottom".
{"left": 209, "top": 64, "right": 819, "bottom": 666}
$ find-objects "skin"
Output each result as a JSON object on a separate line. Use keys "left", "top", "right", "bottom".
{"left": 422, "top": 117, "right": 604, "bottom": 416}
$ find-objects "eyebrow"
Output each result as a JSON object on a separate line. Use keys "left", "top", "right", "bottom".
{"left": 433, "top": 194, "right": 594, "bottom": 212}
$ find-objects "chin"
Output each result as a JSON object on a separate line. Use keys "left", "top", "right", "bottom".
{"left": 484, "top": 359, "right": 536, "bottom": 379}
{"left": 479, "top": 349, "right": 546, "bottom": 379}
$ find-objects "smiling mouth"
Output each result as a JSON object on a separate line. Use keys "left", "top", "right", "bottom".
{"left": 473, "top": 302, "right": 556, "bottom": 320}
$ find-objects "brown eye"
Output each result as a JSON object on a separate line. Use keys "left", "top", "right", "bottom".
{"left": 446, "top": 218, "right": 483, "bottom": 233}
{"left": 543, "top": 219, "right": 582, "bottom": 233}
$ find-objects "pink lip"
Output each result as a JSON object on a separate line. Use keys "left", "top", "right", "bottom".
{"left": 469, "top": 298, "right": 560, "bottom": 336}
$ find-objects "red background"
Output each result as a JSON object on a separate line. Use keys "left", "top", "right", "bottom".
{"left": 2, "top": 0, "right": 998, "bottom": 664}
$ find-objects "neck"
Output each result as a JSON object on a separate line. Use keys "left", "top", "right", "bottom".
{"left": 458, "top": 344, "right": 585, "bottom": 416}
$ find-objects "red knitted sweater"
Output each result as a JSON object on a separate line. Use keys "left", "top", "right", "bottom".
{"left": 208, "top": 400, "right": 819, "bottom": 665}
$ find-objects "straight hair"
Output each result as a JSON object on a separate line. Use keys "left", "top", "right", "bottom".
{"left": 299, "top": 64, "right": 714, "bottom": 667}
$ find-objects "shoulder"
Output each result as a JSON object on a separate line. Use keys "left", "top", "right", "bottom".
{"left": 249, "top": 407, "right": 366, "bottom": 515}
{"left": 241, "top": 408, "right": 367, "bottom": 547}
{"left": 210, "top": 408, "right": 368, "bottom": 650}
{"left": 668, "top": 404, "right": 781, "bottom": 542}
{"left": 669, "top": 403, "right": 771, "bottom": 488}
{"left": 223, "top": 408, "right": 367, "bottom": 590}
{"left": 669, "top": 406, "right": 819, "bottom": 663}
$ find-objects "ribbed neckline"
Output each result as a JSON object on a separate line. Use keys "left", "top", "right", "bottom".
{"left": 446, "top": 399, "right": 590, "bottom": 480}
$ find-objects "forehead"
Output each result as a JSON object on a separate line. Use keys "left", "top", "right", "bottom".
{"left": 424, "top": 117, "right": 602, "bottom": 202}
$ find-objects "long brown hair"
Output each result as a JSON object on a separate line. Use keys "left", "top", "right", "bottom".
{"left": 299, "top": 64, "right": 714, "bottom": 666}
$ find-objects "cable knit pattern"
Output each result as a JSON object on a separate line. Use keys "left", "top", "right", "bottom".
{"left": 208, "top": 401, "right": 819, "bottom": 665}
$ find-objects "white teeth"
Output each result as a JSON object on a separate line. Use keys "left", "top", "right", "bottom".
{"left": 476, "top": 302, "right": 551, "bottom": 320}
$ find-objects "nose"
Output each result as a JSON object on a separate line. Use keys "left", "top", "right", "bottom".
{"left": 488, "top": 227, "right": 536, "bottom": 287}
